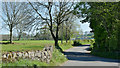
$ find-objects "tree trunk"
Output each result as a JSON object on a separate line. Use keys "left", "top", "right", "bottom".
{"left": 54, "top": 39, "right": 63, "bottom": 52}
{"left": 9, "top": 28, "right": 12, "bottom": 44}
{"left": 55, "top": 39, "right": 58, "bottom": 47}
{"left": 66, "top": 27, "right": 68, "bottom": 43}
{"left": 69, "top": 25, "right": 72, "bottom": 43}
{"left": 61, "top": 23, "right": 63, "bottom": 44}
{"left": 61, "top": 38, "right": 63, "bottom": 44}
{"left": 55, "top": 25, "right": 63, "bottom": 52}
{"left": 49, "top": 27, "right": 62, "bottom": 52}
{"left": 18, "top": 34, "right": 21, "bottom": 41}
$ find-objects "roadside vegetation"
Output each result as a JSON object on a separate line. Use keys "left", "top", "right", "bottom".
{"left": 72, "top": 39, "right": 120, "bottom": 60}
{"left": 91, "top": 51, "right": 120, "bottom": 60}
{"left": 72, "top": 39, "right": 91, "bottom": 46}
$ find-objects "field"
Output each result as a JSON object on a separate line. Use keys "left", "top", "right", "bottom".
{"left": 2, "top": 40, "right": 54, "bottom": 52}
{"left": 2, "top": 40, "right": 74, "bottom": 52}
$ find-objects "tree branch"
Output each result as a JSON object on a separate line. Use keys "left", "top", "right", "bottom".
{"left": 28, "top": 1, "right": 49, "bottom": 21}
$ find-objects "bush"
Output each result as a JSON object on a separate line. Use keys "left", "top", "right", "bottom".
{"left": 72, "top": 40, "right": 82, "bottom": 46}
{"left": 89, "top": 40, "right": 95, "bottom": 51}
{"left": 2, "top": 39, "right": 8, "bottom": 41}
{"left": 59, "top": 42, "right": 73, "bottom": 51}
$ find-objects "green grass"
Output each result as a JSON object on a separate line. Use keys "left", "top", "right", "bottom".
{"left": 2, "top": 40, "right": 74, "bottom": 52}
{"left": 59, "top": 41, "right": 73, "bottom": 51}
{"left": 79, "top": 40, "right": 91, "bottom": 45}
{"left": 72, "top": 40, "right": 91, "bottom": 46}
{"left": 2, "top": 40, "right": 54, "bottom": 52}
{"left": 91, "top": 51, "right": 120, "bottom": 60}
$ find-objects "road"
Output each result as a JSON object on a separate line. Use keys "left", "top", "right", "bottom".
{"left": 62, "top": 45, "right": 120, "bottom": 67}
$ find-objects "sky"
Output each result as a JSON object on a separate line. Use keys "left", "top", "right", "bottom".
{"left": 0, "top": 15, "right": 92, "bottom": 35}
{"left": 0, "top": 13, "right": 92, "bottom": 35}
{"left": 0, "top": 2, "right": 92, "bottom": 35}
{"left": 0, "top": 21, "right": 92, "bottom": 35}
{"left": 80, "top": 22, "right": 92, "bottom": 33}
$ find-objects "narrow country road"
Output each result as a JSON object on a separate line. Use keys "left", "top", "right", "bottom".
{"left": 62, "top": 45, "right": 120, "bottom": 66}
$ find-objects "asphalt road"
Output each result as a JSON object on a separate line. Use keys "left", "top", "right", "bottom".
{"left": 62, "top": 45, "right": 120, "bottom": 67}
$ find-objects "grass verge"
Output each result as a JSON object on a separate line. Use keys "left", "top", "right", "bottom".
{"left": 59, "top": 41, "right": 73, "bottom": 51}
{"left": 91, "top": 51, "right": 120, "bottom": 60}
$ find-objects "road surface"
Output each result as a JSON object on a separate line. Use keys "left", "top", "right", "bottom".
{"left": 62, "top": 45, "right": 120, "bottom": 67}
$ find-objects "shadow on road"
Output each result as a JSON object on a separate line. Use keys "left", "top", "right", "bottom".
{"left": 72, "top": 44, "right": 91, "bottom": 47}
{"left": 63, "top": 45, "right": 120, "bottom": 63}
{"left": 63, "top": 51, "right": 90, "bottom": 56}
{"left": 79, "top": 44, "right": 91, "bottom": 46}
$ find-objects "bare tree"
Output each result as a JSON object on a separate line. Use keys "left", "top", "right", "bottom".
{"left": 28, "top": 2, "right": 75, "bottom": 51}
{"left": 1, "top": 2, "right": 36, "bottom": 43}
{"left": 15, "top": 4, "right": 37, "bottom": 41}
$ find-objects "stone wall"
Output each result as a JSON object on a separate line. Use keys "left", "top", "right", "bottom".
{"left": 2, "top": 46, "right": 53, "bottom": 63}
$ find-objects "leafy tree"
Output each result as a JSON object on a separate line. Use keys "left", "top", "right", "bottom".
{"left": 59, "top": 14, "right": 80, "bottom": 43}
{"left": 74, "top": 2, "right": 120, "bottom": 52}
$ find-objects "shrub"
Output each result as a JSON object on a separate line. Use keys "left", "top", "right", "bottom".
{"left": 72, "top": 40, "right": 82, "bottom": 46}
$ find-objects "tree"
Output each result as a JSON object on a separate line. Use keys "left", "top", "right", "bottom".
{"left": 64, "top": 14, "right": 78, "bottom": 43}
{"left": 1, "top": 2, "right": 27, "bottom": 43}
{"left": 28, "top": 2, "right": 75, "bottom": 52}
{"left": 15, "top": 4, "right": 37, "bottom": 41}
{"left": 1, "top": 2, "right": 37, "bottom": 42}
{"left": 34, "top": 25, "right": 52, "bottom": 40}
{"left": 58, "top": 13, "right": 81, "bottom": 43}
{"left": 60, "top": 22, "right": 64, "bottom": 44}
